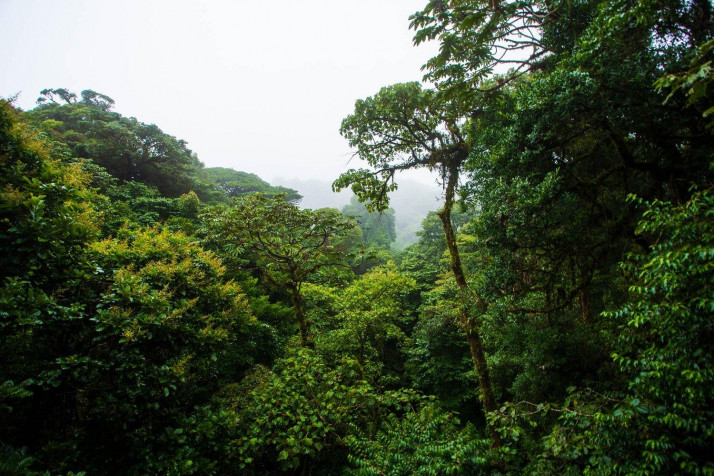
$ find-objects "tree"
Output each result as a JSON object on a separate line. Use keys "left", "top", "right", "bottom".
{"left": 317, "top": 263, "right": 417, "bottom": 380}
{"left": 410, "top": 0, "right": 559, "bottom": 95}
{"left": 26, "top": 90, "right": 202, "bottom": 197}
{"left": 533, "top": 190, "right": 714, "bottom": 474}
{"left": 203, "top": 194, "right": 355, "bottom": 348}
{"left": 227, "top": 349, "right": 424, "bottom": 472}
{"left": 601, "top": 190, "right": 714, "bottom": 473}
{"left": 66, "top": 225, "right": 260, "bottom": 472}
{"left": 36, "top": 88, "right": 77, "bottom": 105}
{"left": 79, "top": 89, "right": 115, "bottom": 110}
{"left": 400, "top": 0, "right": 713, "bottom": 468}
{"left": 0, "top": 100, "right": 97, "bottom": 459}
{"left": 333, "top": 82, "right": 501, "bottom": 440}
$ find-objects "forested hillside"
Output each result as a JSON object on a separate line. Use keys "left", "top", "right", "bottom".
{"left": 1, "top": 0, "right": 713, "bottom": 474}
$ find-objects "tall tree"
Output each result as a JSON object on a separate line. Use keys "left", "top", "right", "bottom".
{"left": 401, "top": 0, "right": 713, "bottom": 468}
{"left": 333, "top": 82, "right": 500, "bottom": 436}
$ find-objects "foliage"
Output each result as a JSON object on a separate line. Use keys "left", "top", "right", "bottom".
{"left": 50, "top": 225, "right": 262, "bottom": 472}
{"left": 316, "top": 263, "right": 417, "bottom": 382}
{"left": 406, "top": 293, "right": 480, "bottom": 419}
{"left": 202, "top": 167, "right": 302, "bottom": 204}
{"left": 2, "top": 0, "right": 714, "bottom": 470}
{"left": 346, "top": 404, "right": 489, "bottom": 475}
{"left": 595, "top": 190, "right": 714, "bottom": 474}
{"left": 203, "top": 193, "right": 355, "bottom": 347}
{"left": 228, "top": 349, "right": 423, "bottom": 472}
{"left": 398, "top": 209, "right": 468, "bottom": 292}
{"left": 91, "top": 180, "right": 205, "bottom": 234}
{"left": 26, "top": 90, "right": 204, "bottom": 197}
{"left": 0, "top": 100, "right": 96, "bottom": 288}
{"left": 507, "top": 190, "right": 714, "bottom": 475}
{"left": 0, "top": 99, "right": 96, "bottom": 438}
{"left": 0, "top": 107, "right": 276, "bottom": 471}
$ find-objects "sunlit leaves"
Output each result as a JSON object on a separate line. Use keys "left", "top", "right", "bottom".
{"left": 79, "top": 225, "right": 258, "bottom": 472}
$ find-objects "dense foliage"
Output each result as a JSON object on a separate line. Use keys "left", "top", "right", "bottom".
{"left": 1, "top": 0, "right": 713, "bottom": 472}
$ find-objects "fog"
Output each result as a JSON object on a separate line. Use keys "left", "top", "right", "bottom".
{"left": 0, "top": 0, "right": 439, "bottom": 186}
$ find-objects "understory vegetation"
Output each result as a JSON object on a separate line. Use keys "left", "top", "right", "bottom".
{"left": 1, "top": 0, "right": 713, "bottom": 473}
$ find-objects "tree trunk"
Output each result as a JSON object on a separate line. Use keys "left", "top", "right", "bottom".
{"left": 579, "top": 287, "right": 592, "bottom": 324}
{"left": 290, "top": 285, "right": 312, "bottom": 348}
{"left": 437, "top": 165, "right": 501, "bottom": 445}
{"left": 464, "top": 324, "right": 499, "bottom": 415}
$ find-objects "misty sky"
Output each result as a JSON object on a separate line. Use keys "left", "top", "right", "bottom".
{"left": 0, "top": 0, "right": 438, "bottom": 185}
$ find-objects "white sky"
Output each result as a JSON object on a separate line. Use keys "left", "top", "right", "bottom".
{"left": 0, "top": 0, "right": 438, "bottom": 185}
